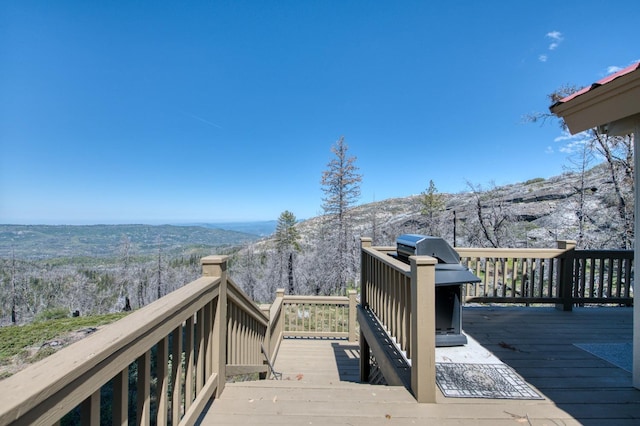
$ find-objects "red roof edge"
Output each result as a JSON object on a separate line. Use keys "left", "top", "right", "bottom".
{"left": 553, "top": 61, "right": 640, "bottom": 106}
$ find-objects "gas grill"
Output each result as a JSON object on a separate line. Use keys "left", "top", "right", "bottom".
{"left": 394, "top": 234, "right": 480, "bottom": 347}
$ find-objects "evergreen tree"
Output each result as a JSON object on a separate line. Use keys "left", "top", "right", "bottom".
{"left": 274, "top": 210, "right": 300, "bottom": 294}
{"left": 420, "top": 180, "right": 445, "bottom": 236}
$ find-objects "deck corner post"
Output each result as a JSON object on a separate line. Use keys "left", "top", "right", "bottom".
{"left": 260, "top": 304, "right": 271, "bottom": 380}
{"left": 360, "top": 238, "right": 371, "bottom": 308}
{"left": 359, "top": 237, "right": 372, "bottom": 381}
{"left": 201, "top": 255, "right": 229, "bottom": 277}
{"left": 348, "top": 289, "right": 357, "bottom": 342}
{"left": 275, "top": 288, "right": 285, "bottom": 329}
{"left": 207, "top": 256, "right": 229, "bottom": 397}
{"left": 556, "top": 240, "right": 576, "bottom": 311}
{"left": 410, "top": 255, "right": 437, "bottom": 403}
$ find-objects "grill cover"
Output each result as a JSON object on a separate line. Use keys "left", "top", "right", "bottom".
{"left": 395, "top": 234, "right": 480, "bottom": 285}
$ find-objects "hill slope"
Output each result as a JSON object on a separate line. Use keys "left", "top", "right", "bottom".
{"left": 292, "top": 162, "right": 630, "bottom": 249}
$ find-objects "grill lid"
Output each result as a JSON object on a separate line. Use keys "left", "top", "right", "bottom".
{"left": 395, "top": 234, "right": 481, "bottom": 285}
{"left": 397, "top": 234, "right": 460, "bottom": 264}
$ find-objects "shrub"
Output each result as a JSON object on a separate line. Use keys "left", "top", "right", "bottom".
{"left": 524, "top": 177, "right": 545, "bottom": 185}
{"left": 34, "top": 308, "right": 69, "bottom": 322}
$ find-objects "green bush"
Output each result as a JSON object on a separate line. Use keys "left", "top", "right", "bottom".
{"left": 34, "top": 308, "right": 70, "bottom": 322}
{"left": 524, "top": 177, "right": 545, "bottom": 185}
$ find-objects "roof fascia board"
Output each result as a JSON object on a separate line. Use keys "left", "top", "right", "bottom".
{"left": 550, "top": 71, "right": 640, "bottom": 134}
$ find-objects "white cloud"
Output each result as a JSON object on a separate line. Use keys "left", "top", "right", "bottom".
{"left": 554, "top": 130, "right": 591, "bottom": 155}
{"left": 606, "top": 60, "right": 640, "bottom": 75}
{"left": 538, "top": 31, "right": 563, "bottom": 63}
{"left": 559, "top": 140, "right": 586, "bottom": 154}
{"left": 545, "top": 146, "right": 554, "bottom": 154}
{"left": 546, "top": 31, "right": 563, "bottom": 41}
{"left": 546, "top": 31, "right": 563, "bottom": 51}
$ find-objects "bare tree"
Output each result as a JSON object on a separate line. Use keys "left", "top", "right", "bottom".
{"left": 320, "top": 136, "right": 362, "bottom": 294}
{"left": 464, "top": 182, "right": 515, "bottom": 248}
{"left": 528, "top": 85, "right": 635, "bottom": 249}
{"left": 589, "top": 132, "right": 634, "bottom": 248}
{"left": 562, "top": 137, "right": 597, "bottom": 248}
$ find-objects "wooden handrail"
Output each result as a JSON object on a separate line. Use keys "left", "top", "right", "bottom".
{"left": 280, "top": 292, "right": 358, "bottom": 340}
{"left": 358, "top": 237, "right": 634, "bottom": 405}
{"left": 0, "top": 241, "right": 631, "bottom": 423}
{"left": 359, "top": 237, "right": 437, "bottom": 403}
{"left": 456, "top": 241, "right": 633, "bottom": 309}
{"left": 0, "top": 275, "right": 221, "bottom": 425}
{"left": 0, "top": 255, "right": 269, "bottom": 426}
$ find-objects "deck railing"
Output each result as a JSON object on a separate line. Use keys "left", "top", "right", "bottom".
{"left": 269, "top": 290, "right": 357, "bottom": 340}
{"left": 261, "top": 289, "right": 357, "bottom": 377}
{"left": 0, "top": 255, "right": 268, "bottom": 426}
{"left": 359, "top": 238, "right": 437, "bottom": 403}
{"left": 0, "top": 242, "right": 632, "bottom": 423}
{"left": 457, "top": 240, "right": 633, "bottom": 310}
{"left": 357, "top": 238, "right": 634, "bottom": 404}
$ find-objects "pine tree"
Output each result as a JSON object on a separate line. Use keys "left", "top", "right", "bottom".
{"left": 274, "top": 210, "right": 300, "bottom": 294}
{"left": 420, "top": 180, "right": 445, "bottom": 236}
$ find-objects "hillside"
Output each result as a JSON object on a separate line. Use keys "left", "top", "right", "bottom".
{"left": 0, "top": 224, "right": 261, "bottom": 260}
{"left": 291, "top": 162, "right": 631, "bottom": 250}
{"left": 1, "top": 164, "right": 630, "bottom": 262}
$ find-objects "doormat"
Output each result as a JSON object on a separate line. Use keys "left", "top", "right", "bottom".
{"left": 436, "top": 363, "right": 543, "bottom": 399}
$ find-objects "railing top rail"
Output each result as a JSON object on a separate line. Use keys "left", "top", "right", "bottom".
{"left": 363, "top": 246, "right": 411, "bottom": 276}
{"left": 456, "top": 247, "right": 568, "bottom": 259}
{"left": 572, "top": 249, "right": 634, "bottom": 258}
{"left": 283, "top": 295, "right": 350, "bottom": 304}
{"left": 0, "top": 276, "right": 221, "bottom": 425}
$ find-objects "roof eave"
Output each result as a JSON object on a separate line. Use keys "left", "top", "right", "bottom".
{"left": 549, "top": 68, "right": 640, "bottom": 135}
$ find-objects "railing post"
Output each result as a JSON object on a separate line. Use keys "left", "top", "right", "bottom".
{"left": 276, "top": 287, "right": 285, "bottom": 339}
{"left": 348, "top": 289, "right": 357, "bottom": 342}
{"left": 202, "top": 255, "right": 229, "bottom": 397}
{"left": 270, "top": 288, "right": 285, "bottom": 359}
{"left": 359, "top": 237, "right": 372, "bottom": 382}
{"left": 260, "top": 304, "right": 271, "bottom": 353}
{"left": 260, "top": 304, "right": 271, "bottom": 380}
{"left": 410, "top": 255, "right": 437, "bottom": 403}
{"left": 556, "top": 240, "right": 577, "bottom": 311}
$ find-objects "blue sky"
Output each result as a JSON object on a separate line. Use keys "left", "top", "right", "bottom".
{"left": 1, "top": 1, "right": 638, "bottom": 225}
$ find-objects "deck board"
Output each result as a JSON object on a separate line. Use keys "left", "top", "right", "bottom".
{"left": 200, "top": 306, "right": 639, "bottom": 425}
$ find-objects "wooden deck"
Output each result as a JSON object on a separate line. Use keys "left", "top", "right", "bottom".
{"left": 201, "top": 306, "right": 639, "bottom": 425}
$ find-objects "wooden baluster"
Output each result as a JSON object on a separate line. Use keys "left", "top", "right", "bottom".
{"left": 137, "top": 351, "right": 151, "bottom": 426}
{"left": 171, "top": 325, "right": 183, "bottom": 425}
{"left": 113, "top": 367, "right": 128, "bottom": 426}
{"left": 157, "top": 336, "right": 169, "bottom": 426}
{"left": 80, "top": 389, "right": 100, "bottom": 426}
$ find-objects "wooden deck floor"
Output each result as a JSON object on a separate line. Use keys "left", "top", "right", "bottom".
{"left": 201, "top": 306, "right": 639, "bottom": 425}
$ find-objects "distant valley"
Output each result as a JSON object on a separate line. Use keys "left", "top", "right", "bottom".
{"left": 182, "top": 220, "right": 277, "bottom": 237}
{"left": 0, "top": 224, "right": 264, "bottom": 260}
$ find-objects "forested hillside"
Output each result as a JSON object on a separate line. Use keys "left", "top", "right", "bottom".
{"left": 0, "top": 225, "right": 261, "bottom": 325}
{"left": 229, "top": 162, "right": 634, "bottom": 302}
{"left": 0, "top": 162, "right": 633, "bottom": 325}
